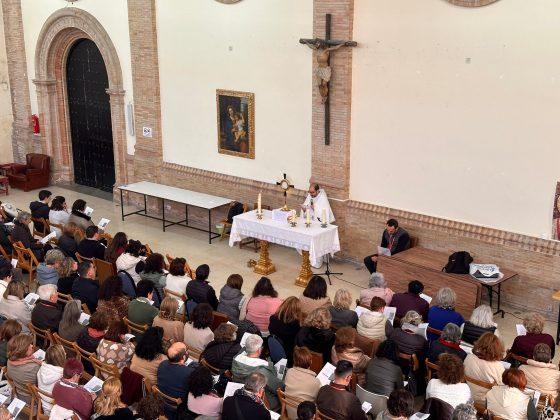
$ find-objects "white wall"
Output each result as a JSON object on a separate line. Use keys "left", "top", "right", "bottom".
{"left": 20, "top": 0, "right": 136, "bottom": 153}
{"left": 156, "top": 0, "right": 313, "bottom": 189}
{"left": 351, "top": 0, "right": 560, "bottom": 238}
{"left": 0, "top": 5, "right": 13, "bottom": 164}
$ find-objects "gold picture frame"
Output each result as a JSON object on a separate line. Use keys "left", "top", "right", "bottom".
{"left": 216, "top": 89, "right": 255, "bottom": 159}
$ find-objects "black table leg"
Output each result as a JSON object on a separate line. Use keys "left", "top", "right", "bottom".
{"left": 162, "top": 198, "right": 166, "bottom": 232}
{"left": 120, "top": 189, "right": 124, "bottom": 221}
{"left": 556, "top": 303, "right": 560, "bottom": 345}
{"left": 144, "top": 194, "right": 147, "bottom": 215}
{"left": 208, "top": 209, "right": 212, "bottom": 244}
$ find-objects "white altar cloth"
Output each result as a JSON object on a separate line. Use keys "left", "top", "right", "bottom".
{"left": 229, "top": 210, "right": 340, "bottom": 267}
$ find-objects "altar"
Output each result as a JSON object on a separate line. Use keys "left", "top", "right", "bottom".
{"left": 229, "top": 209, "right": 340, "bottom": 286}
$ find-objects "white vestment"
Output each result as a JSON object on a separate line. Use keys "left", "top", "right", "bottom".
{"left": 302, "top": 189, "right": 335, "bottom": 223}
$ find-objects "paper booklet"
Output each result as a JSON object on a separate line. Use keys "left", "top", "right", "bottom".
{"left": 274, "top": 358, "right": 287, "bottom": 380}
{"left": 417, "top": 323, "right": 429, "bottom": 339}
{"left": 223, "top": 382, "right": 244, "bottom": 399}
{"left": 10, "top": 258, "right": 17, "bottom": 268}
{"left": 24, "top": 293, "right": 39, "bottom": 306}
{"left": 7, "top": 398, "right": 25, "bottom": 418}
{"left": 377, "top": 246, "right": 391, "bottom": 257}
{"left": 354, "top": 305, "right": 371, "bottom": 318}
{"left": 84, "top": 207, "right": 94, "bottom": 217}
{"left": 419, "top": 293, "right": 432, "bottom": 304}
{"left": 78, "top": 312, "right": 91, "bottom": 326}
{"left": 239, "top": 332, "right": 252, "bottom": 348}
{"left": 33, "top": 349, "right": 46, "bottom": 361}
{"left": 84, "top": 376, "right": 104, "bottom": 393}
{"left": 97, "top": 218, "right": 110, "bottom": 229}
{"left": 516, "top": 324, "right": 527, "bottom": 336}
{"left": 40, "top": 231, "right": 56, "bottom": 244}
{"left": 384, "top": 306, "right": 397, "bottom": 325}
{"left": 317, "top": 362, "right": 336, "bottom": 387}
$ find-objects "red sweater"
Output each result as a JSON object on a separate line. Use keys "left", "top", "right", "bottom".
{"left": 52, "top": 379, "right": 93, "bottom": 420}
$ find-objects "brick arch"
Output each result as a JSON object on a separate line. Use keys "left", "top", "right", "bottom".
{"left": 33, "top": 8, "right": 128, "bottom": 189}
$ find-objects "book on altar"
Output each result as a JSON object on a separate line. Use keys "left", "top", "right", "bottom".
{"left": 272, "top": 208, "right": 290, "bottom": 223}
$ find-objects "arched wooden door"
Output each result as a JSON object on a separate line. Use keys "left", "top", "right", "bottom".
{"left": 66, "top": 38, "right": 115, "bottom": 192}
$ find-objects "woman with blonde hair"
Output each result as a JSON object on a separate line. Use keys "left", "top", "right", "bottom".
{"left": 461, "top": 304, "right": 499, "bottom": 345}
{"left": 329, "top": 288, "right": 358, "bottom": 328}
{"left": 510, "top": 312, "right": 555, "bottom": 359}
{"left": 331, "top": 326, "right": 370, "bottom": 384}
{"left": 93, "top": 377, "right": 134, "bottom": 419}
{"left": 0, "top": 281, "right": 31, "bottom": 334}
{"left": 7, "top": 334, "right": 41, "bottom": 403}
{"left": 152, "top": 297, "right": 184, "bottom": 343}
{"left": 295, "top": 306, "right": 335, "bottom": 363}
{"left": 269, "top": 296, "right": 302, "bottom": 366}
{"left": 389, "top": 310, "right": 428, "bottom": 356}
{"left": 464, "top": 332, "right": 506, "bottom": 403}
{"left": 37, "top": 344, "right": 66, "bottom": 413}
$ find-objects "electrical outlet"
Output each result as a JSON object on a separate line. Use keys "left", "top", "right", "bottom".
{"left": 545, "top": 304, "right": 553, "bottom": 313}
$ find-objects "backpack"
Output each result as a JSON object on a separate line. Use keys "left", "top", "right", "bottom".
{"left": 227, "top": 202, "right": 245, "bottom": 223}
{"left": 442, "top": 251, "right": 473, "bottom": 274}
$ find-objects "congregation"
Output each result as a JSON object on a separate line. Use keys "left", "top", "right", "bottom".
{"left": 0, "top": 190, "right": 557, "bottom": 420}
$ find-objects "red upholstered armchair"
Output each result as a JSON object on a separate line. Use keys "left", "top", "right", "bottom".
{"left": 7, "top": 153, "right": 51, "bottom": 192}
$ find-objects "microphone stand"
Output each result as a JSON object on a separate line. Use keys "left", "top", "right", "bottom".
{"left": 313, "top": 254, "right": 343, "bottom": 285}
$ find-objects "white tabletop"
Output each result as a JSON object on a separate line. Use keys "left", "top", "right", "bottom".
{"left": 229, "top": 209, "right": 340, "bottom": 266}
{"left": 119, "top": 181, "right": 232, "bottom": 210}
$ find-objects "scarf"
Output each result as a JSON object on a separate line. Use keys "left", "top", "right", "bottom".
{"left": 8, "top": 355, "right": 42, "bottom": 366}
{"left": 88, "top": 328, "right": 106, "bottom": 338}
{"left": 71, "top": 210, "right": 91, "bottom": 221}
{"left": 234, "top": 388, "right": 266, "bottom": 408}
{"left": 439, "top": 339, "right": 461, "bottom": 350}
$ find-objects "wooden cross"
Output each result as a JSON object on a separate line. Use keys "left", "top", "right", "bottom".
{"left": 300, "top": 14, "right": 357, "bottom": 145}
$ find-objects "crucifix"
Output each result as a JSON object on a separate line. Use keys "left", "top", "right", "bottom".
{"left": 276, "top": 173, "right": 294, "bottom": 211}
{"left": 300, "top": 14, "right": 357, "bottom": 145}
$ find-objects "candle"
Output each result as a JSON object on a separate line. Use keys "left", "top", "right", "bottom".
{"left": 322, "top": 208, "right": 327, "bottom": 224}
{"left": 306, "top": 209, "right": 310, "bottom": 224}
{"left": 292, "top": 209, "right": 296, "bottom": 222}
{"left": 257, "top": 193, "right": 261, "bottom": 213}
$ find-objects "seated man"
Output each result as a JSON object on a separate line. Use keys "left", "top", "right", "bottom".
{"left": 231, "top": 334, "right": 284, "bottom": 411}
{"left": 37, "top": 249, "right": 65, "bottom": 286}
{"left": 363, "top": 218, "right": 410, "bottom": 274}
{"left": 222, "top": 372, "right": 271, "bottom": 420}
{"left": 157, "top": 342, "right": 197, "bottom": 405}
{"left": 52, "top": 359, "right": 95, "bottom": 420}
{"left": 128, "top": 279, "right": 159, "bottom": 328}
{"left": 316, "top": 360, "right": 367, "bottom": 420}
{"left": 76, "top": 226, "right": 106, "bottom": 260}
{"left": 301, "top": 183, "right": 335, "bottom": 223}
{"left": 71, "top": 260, "right": 99, "bottom": 313}
{"left": 29, "top": 189, "right": 51, "bottom": 233}
{"left": 31, "top": 284, "right": 61, "bottom": 333}
{"left": 186, "top": 264, "right": 219, "bottom": 310}
{"left": 389, "top": 279, "right": 429, "bottom": 320}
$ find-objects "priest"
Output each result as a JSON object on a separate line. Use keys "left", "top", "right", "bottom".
{"left": 301, "top": 183, "right": 335, "bottom": 223}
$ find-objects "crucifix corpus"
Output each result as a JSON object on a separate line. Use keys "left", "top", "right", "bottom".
{"left": 300, "top": 14, "right": 357, "bottom": 145}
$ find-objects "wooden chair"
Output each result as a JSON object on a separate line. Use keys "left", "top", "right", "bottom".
{"left": 95, "top": 258, "right": 116, "bottom": 285}
{"left": 57, "top": 292, "right": 73, "bottom": 305}
{"left": 239, "top": 203, "right": 270, "bottom": 251}
{"left": 74, "top": 342, "right": 95, "bottom": 363}
{"left": 309, "top": 351, "right": 324, "bottom": 374}
{"left": 81, "top": 303, "right": 91, "bottom": 315}
{"left": 426, "top": 326, "right": 443, "bottom": 338}
{"left": 277, "top": 388, "right": 304, "bottom": 420}
{"left": 473, "top": 402, "right": 488, "bottom": 417}
{"left": 409, "top": 235, "right": 418, "bottom": 248}
{"left": 220, "top": 202, "right": 248, "bottom": 242}
{"left": 316, "top": 409, "right": 337, "bottom": 420}
{"left": 185, "top": 344, "right": 202, "bottom": 362}
{"left": 354, "top": 334, "right": 380, "bottom": 358}
{"left": 49, "top": 222, "right": 63, "bottom": 236}
{"left": 52, "top": 332, "right": 77, "bottom": 358}
{"left": 124, "top": 317, "right": 149, "bottom": 336}
{"left": 28, "top": 321, "right": 53, "bottom": 349}
{"left": 143, "top": 243, "right": 153, "bottom": 256}
{"left": 399, "top": 353, "right": 420, "bottom": 371}
{"left": 200, "top": 358, "right": 221, "bottom": 374}
{"left": 75, "top": 228, "right": 85, "bottom": 242}
{"left": 165, "top": 254, "right": 194, "bottom": 278}
{"left": 89, "top": 354, "right": 120, "bottom": 380}
{"left": 506, "top": 351, "right": 528, "bottom": 366}
{"left": 12, "top": 241, "right": 39, "bottom": 288}
{"left": 27, "top": 383, "right": 54, "bottom": 420}
{"left": 152, "top": 385, "right": 182, "bottom": 415}
{"left": 0, "top": 243, "right": 10, "bottom": 261}
{"left": 75, "top": 252, "right": 95, "bottom": 265}
{"left": 100, "top": 232, "right": 113, "bottom": 247}
{"left": 465, "top": 375, "right": 495, "bottom": 392}
{"left": 211, "top": 311, "right": 229, "bottom": 331}
{"left": 425, "top": 358, "right": 439, "bottom": 381}
{"left": 32, "top": 217, "right": 50, "bottom": 238}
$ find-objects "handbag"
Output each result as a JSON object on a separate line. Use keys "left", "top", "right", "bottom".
{"left": 539, "top": 394, "right": 560, "bottom": 419}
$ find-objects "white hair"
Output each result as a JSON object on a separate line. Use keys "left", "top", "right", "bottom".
{"left": 435, "top": 287, "right": 456, "bottom": 310}
{"left": 368, "top": 272, "right": 386, "bottom": 288}
{"left": 245, "top": 334, "right": 263, "bottom": 354}
{"left": 469, "top": 304, "right": 495, "bottom": 328}
{"left": 37, "top": 284, "right": 57, "bottom": 301}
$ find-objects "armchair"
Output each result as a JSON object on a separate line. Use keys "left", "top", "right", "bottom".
{"left": 7, "top": 153, "right": 50, "bottom": 192}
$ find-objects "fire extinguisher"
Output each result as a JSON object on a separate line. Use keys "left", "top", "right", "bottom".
{"left": 31, "top": 114, "right": 40, "bottom": 134}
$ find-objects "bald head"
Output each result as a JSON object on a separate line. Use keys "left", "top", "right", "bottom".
{"left": 167, "top": 342, "right": 187, "bottom": 364}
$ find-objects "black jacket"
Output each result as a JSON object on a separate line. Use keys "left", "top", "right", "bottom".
{"left": 77, "top": 239, "right": 106, "bottom": 260}
{"left": 268, "top": 316, "right": 300, "bottom": 366}
{"left": 186, "top": 279, "right": 219, "bottom": 310}
{"left": 58, "top": 273, "right": 78, "bottom": 295}
{"left": 71, "top": 276, "right": 100, "bottom": 313}
{"left": 29, "top": 201, "right": 50, "bottom": 232}
{"left": 222, "top": 393, "right": 271, "bottom": 420}
{"left": 58, "top": 234, "right": 78, "bottom": 259}
{"left": 461, "top": 321, "right": 496, "bottom": 345}
{"left": 201, "top": 340, "right": 241, "bottom": 371}
{"left": 31, "top": 300, "right": 62, "bottom": 332}
{"left": 11, "top": 223, "right": 42, "bottom": 250}
{"left": 76, "top": 328, "right": 103, "bottom": 353}
{"left": 295, "top": 326, "right": 335, "bottom": 364}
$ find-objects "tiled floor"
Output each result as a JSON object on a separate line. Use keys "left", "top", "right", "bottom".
{"left": 4, "top": 184, "right": 558, "bottom": 361}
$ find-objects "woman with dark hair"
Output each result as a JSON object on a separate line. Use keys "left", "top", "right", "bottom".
{"left": 97, "top": 276, "right": 129, "bottom": 320}
{"left": 165, "top": 257, "right": 191, "bottom": 296}
{"left": 104, "top": 232, "right": 128, "bottom": 266}
{"left": 376, "top": 389, "right": 415, "bottom": 420}
{"left": 0, "top": 320, "right": 21, "bottom": 366}
{"left": 130, "top": 326, "right": 166, "bottom": 385}
{"left": 77, "top": 311, "right": 111, "bottom": 353}
{"left": 201, "top": 323, "right": 241, "bottom": 371}
{"left": 426, "top": 353, "right": 471, "bottom": 408}
{"left": 486, "top": 368, "right": 538, "bottom": 420}
{"left": 464, "top": 332, "right": 506, "bottom": 403}
{"left": 217, "top": 273, "right": 245, "bottom": 319}
{"left": 299, "top": 275, "right": 331, "bottom": 315}
{"left": 48, "top": 196, "right": 69, "bottom": 238}
{"left": 186, "top": 264, "right": 219, "bottom": 309}
{"left": 137, "top": 393, "right": 165, "bottom": 420}
{"left": 57, "top": 222, "right": 79, "bottom": 259}
{"left": 116, "top": 240, "right": 146, "bottom": 284}
{"left": 68, "top": 199, "right": 94, "bottom": 232}
{"left": 187, "top": 366, "right": 223, "bottom": 418}
{"left": 331, "top": 326, "right": 370, "bottom": 384}
{"left": 57, "top": 257, "right": 78, "bottom": 294}
{"left": 96, "top": 320, "right": 135, "bottom": 375}
{"left": 269, "top": 296, "right": 301, "bottom": 366}
{"left": 11, "top": 212, "right": 45, "bottom": 259}
{"left": 240, "top": 276, "right": 283, "bottom": 332}
{"left": 365, "top": 339, "right": 404, "bottom": 396}
{"left": 295, "top": 307, "right": 335, "bottom": 363}
{"left": 140, "top": 253, "right": 167, "bottom": 297}
{"left": 184, "top": 303, "right": 214, "bottom": 351}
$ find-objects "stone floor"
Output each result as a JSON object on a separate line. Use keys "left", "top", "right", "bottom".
{"left": 4, "top": 184, "right": 559, "bottom": 362}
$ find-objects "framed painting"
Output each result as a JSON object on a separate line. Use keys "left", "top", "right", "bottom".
{"left": 216, "top": 89, "right": 255, "bottom": 159}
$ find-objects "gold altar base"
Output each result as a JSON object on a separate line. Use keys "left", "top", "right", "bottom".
{"left": 253, "top": 240, "right": 276, "bottom": 275}
{"left": 295, "top": 250, "right": 313, "bottom": 287}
